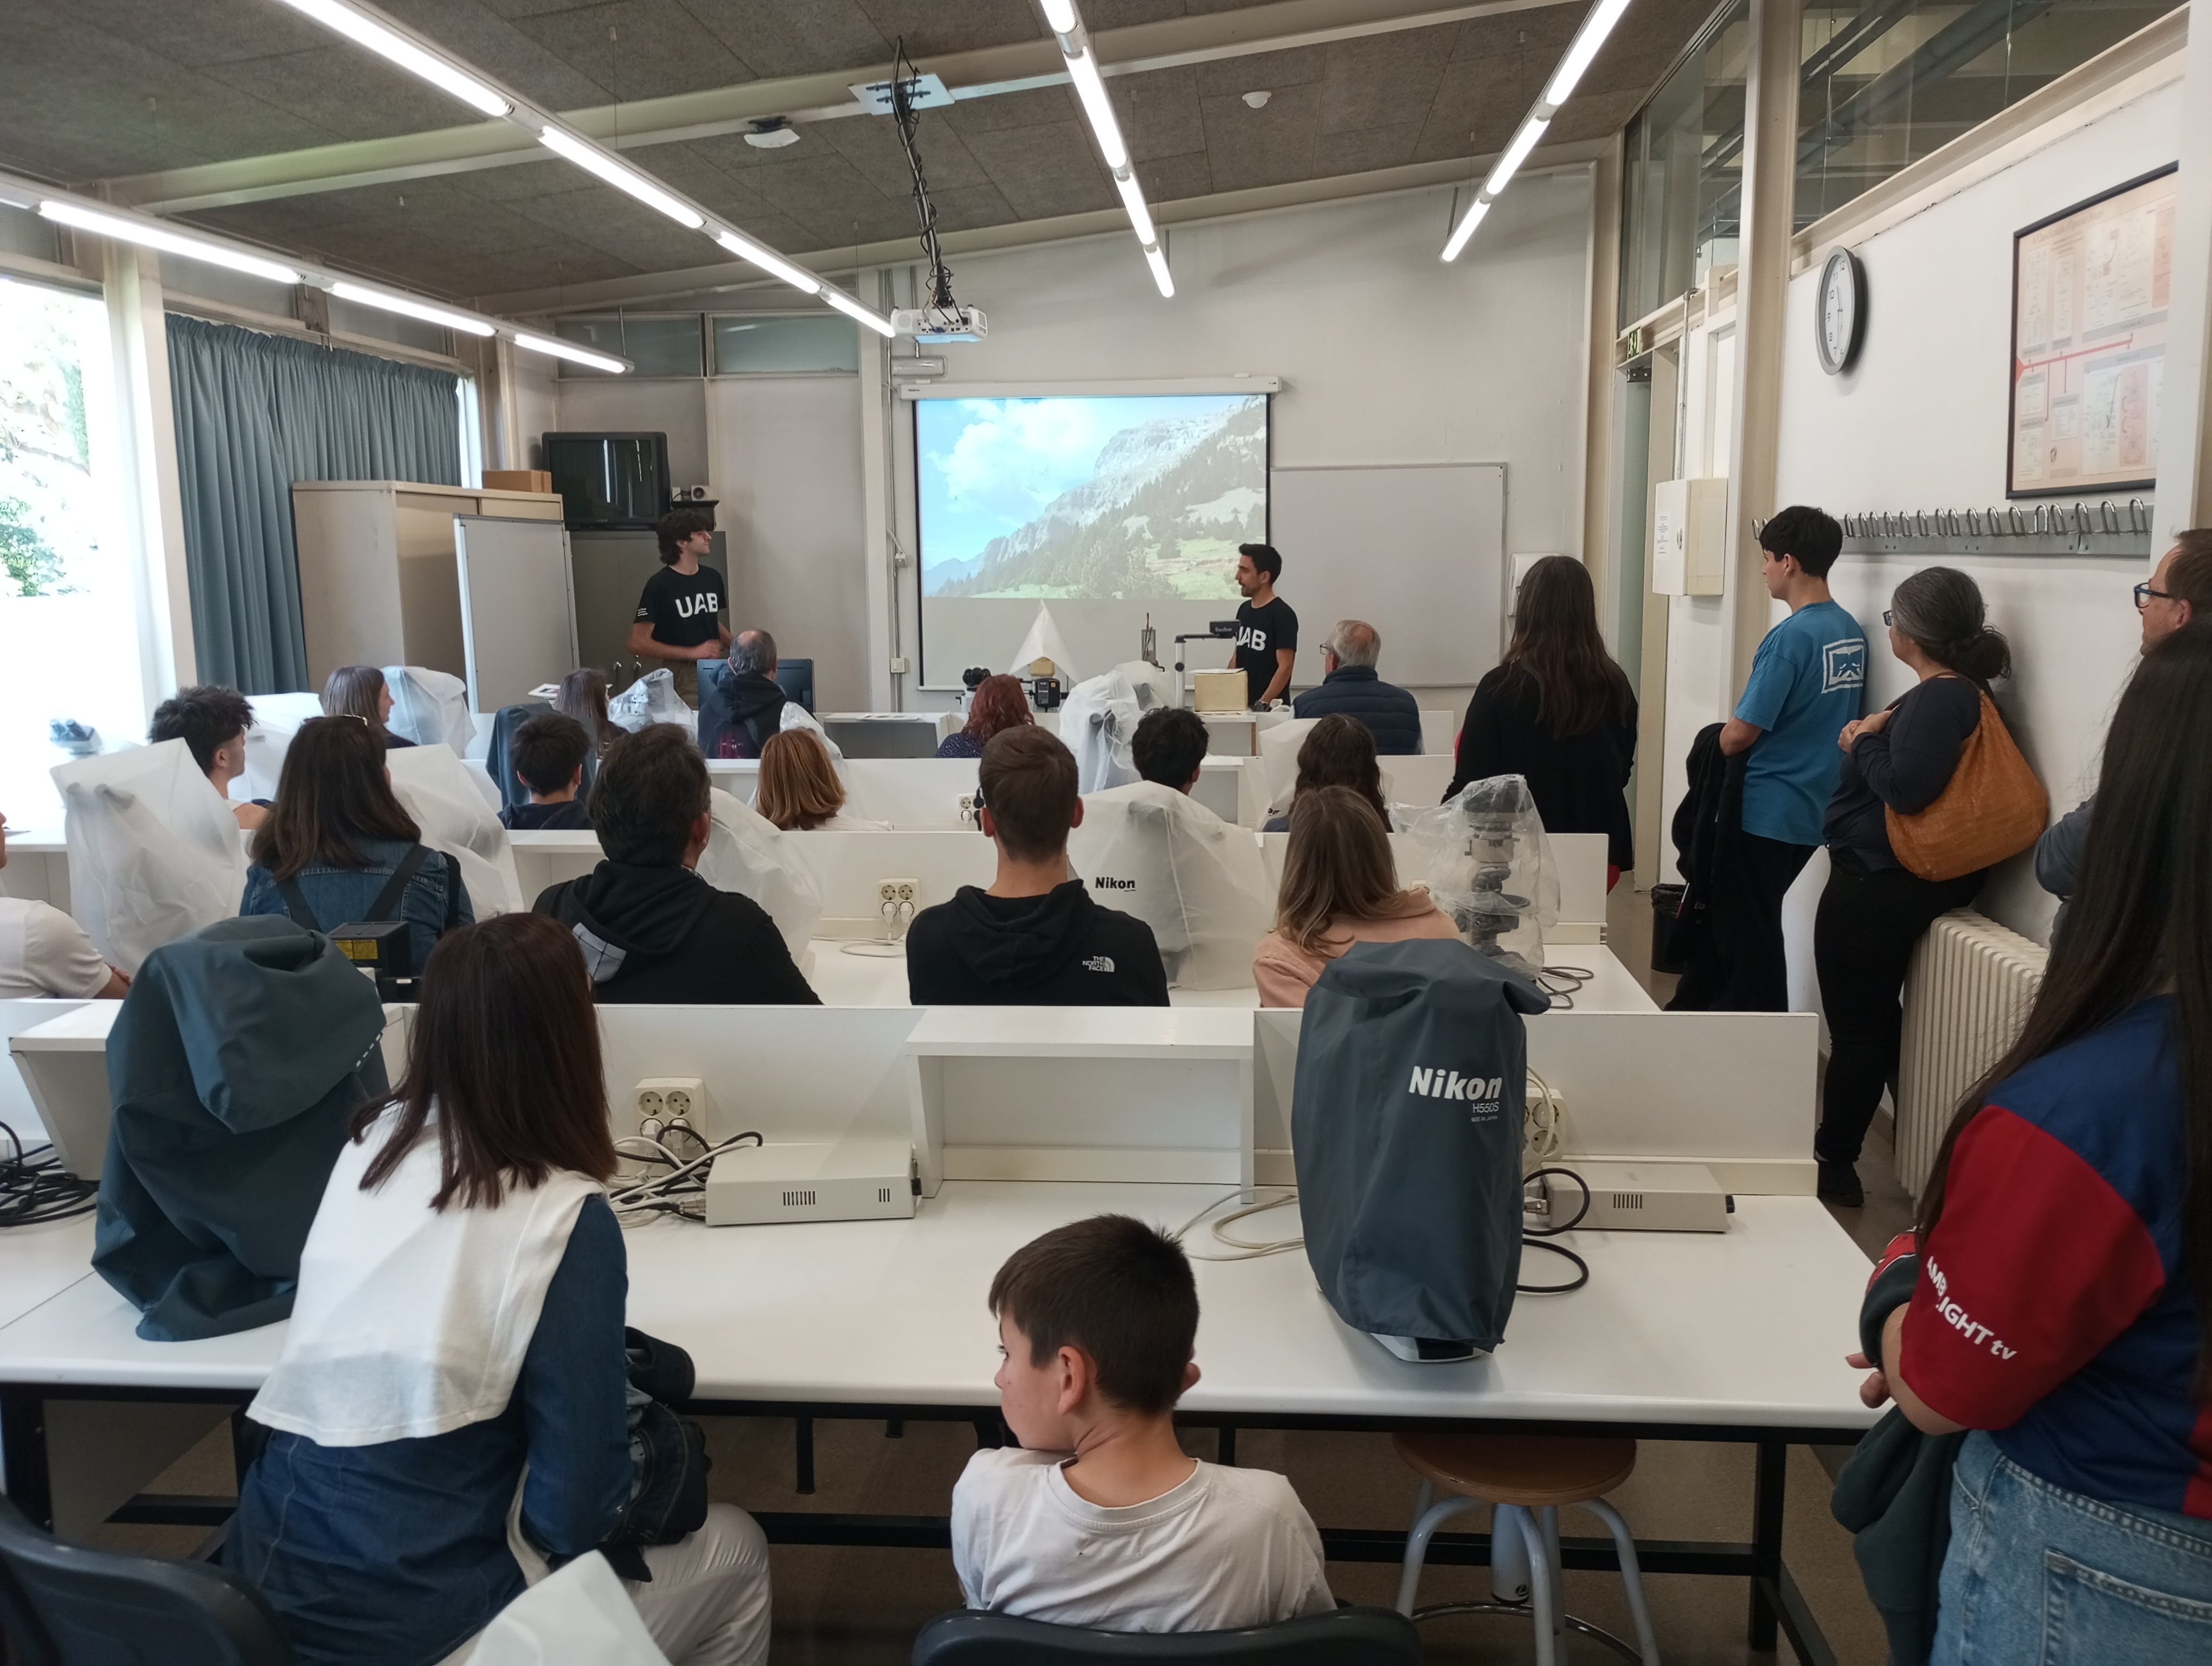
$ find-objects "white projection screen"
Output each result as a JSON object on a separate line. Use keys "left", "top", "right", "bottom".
{"left": 915, "top": 392, "right": 1268, "bottom": 688}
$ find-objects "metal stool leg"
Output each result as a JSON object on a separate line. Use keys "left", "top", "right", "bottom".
{"left": 1540, "top": 1505, "right": 1567, "bottom": 1652}
{"left": 1491, "top": 1502, "right": 1531, "bottom": 1603}
{"left": 1394, "top": 1488, "right": 1481, "bottom": 1616}
{"left": 1584, "top": 1496, "right": 1662, "bottom": 1665}
{"left": 1518, "top": 1507, "right": 1560, "bottom": 1666}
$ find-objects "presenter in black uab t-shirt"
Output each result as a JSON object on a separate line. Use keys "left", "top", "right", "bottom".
{"left": 629, "top": 509, "right": 730, "bottom": 708}
{"left": 1231, "top": 542, "right": 1297, "bottom": 708}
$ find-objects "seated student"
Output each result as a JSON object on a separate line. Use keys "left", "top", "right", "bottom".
{"left": 1262, "top": 713, "right": 1391, "bottom": 834}
{"left": 321, "top": 665, "right": 414, "bottom": 748}
{"left": 1252, "top": 786, "right": 1457, "bottom": 1007}
{"left": 230, "top": 913, "right": 773, "bottom": 1666}
{"left": 500, "top": 713, "right": 595, "bottom": 831}
{"left": 1290, "top": 620, "right": 1422, "bottom": 755}
{"left": 557, "top": 667, "right": 625, "bottom": 760}
{"left": 240, "top": 717, "right": 473, "bottom": 973}
{"left": 0, "top": 808, "right": 127, "bottom": 998}
{"left": 755, "top": 728, "right": 889, "bottom": 831}
{"left": 149, "top": 683, "right": 268, "bottom": 829}
{"left": 954, "top": 1215, "right": 1333, "bottom": 1630}
{"left": 905, "top": 727, "right": 1168, "bottom": 1007}
{"left": 1131, "top": 707, "right": 1210, "bottom": 794}
{"left": 534, "top": 724, "right": 817, "bottom": 1005}
{"left": 937, "top": 672, "right": 1032, "bottom": 759}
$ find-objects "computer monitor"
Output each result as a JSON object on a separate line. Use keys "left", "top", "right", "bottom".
{"left": 773, "top": 657, "right": 814, "bottom": 714}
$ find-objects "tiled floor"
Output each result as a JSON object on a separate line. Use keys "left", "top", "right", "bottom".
{"left": 104, "top": 878, "right": 1898, "bottom": 1662}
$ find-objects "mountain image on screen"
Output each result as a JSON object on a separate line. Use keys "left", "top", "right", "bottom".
{"left": 928, "top": 397, "right": 1264, "bottom": 600}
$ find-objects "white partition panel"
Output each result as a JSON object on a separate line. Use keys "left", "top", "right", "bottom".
{"left": 792, "top": 829, "right": 997, "bottom": 925}
{"left": 1380, "top": 753, "right": 1454, "bottom": 809}
{"left": 454, "top": 516, "right": 578, "bottom": 714}
{"left": 0, "top": 998, "right": 88, "bottom": 1145}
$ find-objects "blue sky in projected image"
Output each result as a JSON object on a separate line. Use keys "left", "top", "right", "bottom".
{"left": 915, "top": 394, "right": 1253, "bottom": 574}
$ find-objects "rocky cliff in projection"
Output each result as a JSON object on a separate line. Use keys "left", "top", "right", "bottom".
{"left": 929, "top": 397, "right": 1264, "bottom": 601}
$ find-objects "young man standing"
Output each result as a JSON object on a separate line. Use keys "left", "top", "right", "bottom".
{"left": 905, "top": 727, "right": 1168, "bottom": 1006}
{"left": 628, "top": 509, "right": 730, "bottom": 708}
{"left": 1674, "top": 505, "right": 1864, "bottom": 1011}
{"left": 1229, "top": 543, "right": 1297, "bottom": 709}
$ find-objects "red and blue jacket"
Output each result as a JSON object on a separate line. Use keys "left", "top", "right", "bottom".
{"left": 1885, "top": 996, "right": 2209, "bottom": 1518}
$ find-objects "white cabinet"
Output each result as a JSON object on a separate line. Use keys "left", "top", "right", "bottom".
{"left": 292, "top": 481, "right": 565, "bottom": 689}
{"left": 1650, "top": 477, "right": 1727, "bottom": 597}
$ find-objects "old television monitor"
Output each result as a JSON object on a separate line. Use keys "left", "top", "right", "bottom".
{"left": 544, "top": 431, "right": 670, "bottom": 530}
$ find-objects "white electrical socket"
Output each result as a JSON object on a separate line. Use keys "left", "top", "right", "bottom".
{"left": 877, "top": 878, "right": 919, "bottom": 909}
{"left": 957, "top": 794, "right": 978, "bottom": 826}
{"left": 632, "top": 1076, "right": 717, "bottom": 1135}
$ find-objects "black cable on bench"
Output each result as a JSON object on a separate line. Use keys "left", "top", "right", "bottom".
{"left": 0, "top": 1117, "right": 97, "bottom": 1227}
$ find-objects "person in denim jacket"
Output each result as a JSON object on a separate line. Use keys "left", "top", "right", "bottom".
{"left": 241, "top": 715, "right": 471, "bottom": 970}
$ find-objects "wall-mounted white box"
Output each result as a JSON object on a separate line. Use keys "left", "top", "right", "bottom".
{"left": 1651, "top": 477, "right": 1727, "bottom": 596}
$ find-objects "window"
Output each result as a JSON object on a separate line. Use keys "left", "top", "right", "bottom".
{"left": 1619, "top": 3, "right": 1752, "bottom": 328}
{"left": 552, "top": 315, "right": 705, "bottom": 378}
{"left": 712, "top": 315, "right": 859, "bottom": 374}
{"left": 0, "top": 276, "right": 140, "bottom": 824}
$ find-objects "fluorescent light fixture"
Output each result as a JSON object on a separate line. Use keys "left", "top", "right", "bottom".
{"left": 1040, "top": 0, "right": 1078, "bottom": 32}
{"left": 1064, "top": 50, "right": 1128, "bottom": 171}
{"left": 539, "top": 126, "right": 705, "bottom": 229}
{"left": 1440, "top": 198, "right": 1490, "bottom": 262}
{"left": 713, "top": 229, "right": 820, "bottom": 294}
{"left": 273, "top": 0, "right": 511, "bottom": 118}
{"left": 820, "top": 285, "right": 897, "bottom": 338}
{"left": 1482, "top": 117, "right": 1549, "bottom": 198}
{"left": 330, "top": 280, "right": 496, "bottom": 337}
{"left": 1114, "top": 173, "right": 1157, "bottom": 245}
{"left": 1142, "top": 244, "right": 1174, "bottom": 299}
{"left": 510, "top": 331, "right": 628, "bottom": 373}
{"left": 38, "top": 200, "right": 302, "bottom": 285}
{"left": 1543, "top": 0, "right": 1636, "bottom": 108}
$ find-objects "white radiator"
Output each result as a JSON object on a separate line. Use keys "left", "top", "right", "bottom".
{"left": 1895, "top": 909, "right": 2048, "bottom": 1197}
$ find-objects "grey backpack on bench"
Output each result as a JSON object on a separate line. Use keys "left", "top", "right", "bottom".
{"left": 1293, "top": 937, "right": 1548, "bottom": 1358}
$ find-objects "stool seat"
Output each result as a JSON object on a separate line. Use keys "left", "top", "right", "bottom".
{"left": 1392, "top": 1433, "right": 1637, "bottom": 1508}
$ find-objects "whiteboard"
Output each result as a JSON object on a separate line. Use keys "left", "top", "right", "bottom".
{"left": 1267, "top": 464, "right": 1504, "bottom": 688}
{"left": 454, "top": 516, "right": 578, "bottom": 713}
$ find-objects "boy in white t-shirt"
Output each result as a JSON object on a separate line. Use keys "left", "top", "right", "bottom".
{"left": 951, "top": 1214, "right": 1334, "bottom": 1632}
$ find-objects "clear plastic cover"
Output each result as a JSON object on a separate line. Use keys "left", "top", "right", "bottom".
{"left": 51, "top": 740, "right": 248, "bottom": 973}
{"left": 382, "top": 667, "right": 476, "bottom": 753}
{"left": 235, "top": 694, "right": 323, "bottom": 804}
{"left": 1257, "top": 717, "right": 1320, "bottom": 815}
{"left": 384, "top": 744, "right": 525, "bottom": 916}
{"left": 1400, "top": 773, "right": 1559, "bottom": 979}
{"left": 1059, "top": 668, "right": 1141, "bottom": 793}
{"left": 696, "top": 787, "right": 823, "bottom": 960}
{"left": 608, "top": 669, "right": 696, "bottom": 736}
{"left": 1066, "top": 781, "right": 1274, "bottom": 990}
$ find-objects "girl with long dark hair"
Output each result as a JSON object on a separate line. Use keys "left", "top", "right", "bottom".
{"left": 1262, "top": 713, "right": 1390, "bottom": 832}
{"left": 229, "top": 914, "right": 771, "bottom": 1664}
{"left": 1850, "top": 622, "right": 2212, "bottom": 1659}
{"left": 1446, "top": 556, "right": 1637, "bottom": 880}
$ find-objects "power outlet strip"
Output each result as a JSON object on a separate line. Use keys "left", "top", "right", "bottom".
{"left": 631, "top": 1076, "right": 717, "bottom": 1138}
{"left": 877, "top": 878, "right": 918, "bottom": 909}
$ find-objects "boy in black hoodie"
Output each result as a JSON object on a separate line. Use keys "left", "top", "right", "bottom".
{"left": 906, "top": 728, "right": 1168, "bottom": 1007}
{"left": 533, "top": 724, "right": 818, "bottom": 1005}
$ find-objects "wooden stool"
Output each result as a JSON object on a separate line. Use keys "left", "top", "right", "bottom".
{"left": 1392, "top": 1433, "right": 1660, "bottom": 1665}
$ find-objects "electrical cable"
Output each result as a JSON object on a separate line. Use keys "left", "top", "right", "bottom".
{"left": 1171, "top": 1185, "right": 1306, "bottom": 1261}
{"left": 843, "top": 895, "right": 914, "bottom": 957}
{"left": 1538, "top": 963, "right": 1594, "bottom": 1009}
{"left": 1517, "top": 1164, "right": 1591, "bottom": 1293}
{"left": 609, "top": 1129, "right": 762, "bottom": 1225}
{"left": 889, "top": 39, "right": 958, "bottom": 313}
{"left": 0, "top": 1119, "right": 98, "bottom": 1227}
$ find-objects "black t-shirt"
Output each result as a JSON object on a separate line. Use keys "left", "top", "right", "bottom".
{"left": 1234, "top": 596, "right": 1298, "bottom": 706}
{"left": 634, "top": 564, "right": 726, "bottom": 651}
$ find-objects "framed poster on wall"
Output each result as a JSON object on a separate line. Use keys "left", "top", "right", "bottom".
{"left": 2007, "top": 163, "right": 2175, "bottom": 498}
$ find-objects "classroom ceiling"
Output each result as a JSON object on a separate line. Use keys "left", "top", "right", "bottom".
{"left": 0, "top": 0, "right": 1725, "bottom": 311}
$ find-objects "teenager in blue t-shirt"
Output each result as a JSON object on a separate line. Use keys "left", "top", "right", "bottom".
{"left": 1674, "top": 506, "right": 1864, "bottom": 1011}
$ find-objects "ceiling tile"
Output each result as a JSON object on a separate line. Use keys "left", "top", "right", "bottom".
{"left": 1197, "top": 80, "right": 1320, "bottom": 193}
{"left": 673, "top": 0, "right": 893, "bottom": 79}
{"left": 1081, "top": 0, "right": 1192, "bottom": 29}
{"left": 919, "top": 181, "right": 1021, "bottom": 235}
{"left": 1318, "top": 120, "right": 1424, "bottom": 177}
{"left": 1318, "top": 27, "right": 1455, "bottom": 135}
{"left": 1548, "top": 88, "right": 1647, "bottom": 145}
{"left": 512, "top": 0, "right": 757, "bottom": 101}
{"left": 57, "top": 0, "right": 333, "bottom": 69}
{"left": 376, "top": 0, "right": 624, "bottom": 108}
{"left": 811, "top": 109, "right": 995, "bottom": 195}
{"left": 448, "top": 158, "right": 589, "bottom": 203}
{"left": 738, "top": 149, "right": 909, "bottom": 242}
{"left": 961, "top": 120, "right": 1117, "bottom": 220}
{"left": 1413, "top": 51, "right": 1555, "bottom": 163}
{"left": 849, "top": 1, "right": 1050, "bottom": 58}
{"left": 1193, "top": 44, "right": 1325, "bottom": 99}
{"left": 1576, "top": 0, "right": 1721, "bottom": 98}
{"left": 941, "top": 84, "right": 1085, "bottom": 137}
{"left": 1133, "top": 147, "right": 1216, "bottom": 206}
{"left": 200, "top": 48, "right": 487, "bottom": 144}
{"left": 1449, "top": 5, "right": 1590, "bottom": 66}
{"left": 1114, "top": 64, "right": 1205, "bottom": 162}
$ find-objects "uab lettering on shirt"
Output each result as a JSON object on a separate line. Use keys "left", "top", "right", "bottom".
{"left": 1237, "top": 622, "right": 1272, "bottom": 653}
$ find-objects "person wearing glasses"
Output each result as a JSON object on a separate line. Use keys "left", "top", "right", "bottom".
{"left": 2035, "top": 532, "right": 2212, "bottom": 928}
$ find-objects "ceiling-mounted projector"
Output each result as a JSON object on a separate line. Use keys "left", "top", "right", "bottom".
{"left": 892, "top": 304, "right": 987, "bottom": 343}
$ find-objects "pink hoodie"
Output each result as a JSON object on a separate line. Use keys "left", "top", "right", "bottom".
{"left": 1251, "top": 889, "right": 1460, "bottom": 1008}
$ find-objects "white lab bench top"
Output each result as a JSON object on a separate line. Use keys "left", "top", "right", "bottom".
{"left": 0, "top": 1187, "right": 1876, "bottom": 1434}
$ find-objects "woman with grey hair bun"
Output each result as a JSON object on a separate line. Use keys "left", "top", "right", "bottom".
{"left": 1813, "top": 567, "right": 2016, "bottom": 1206}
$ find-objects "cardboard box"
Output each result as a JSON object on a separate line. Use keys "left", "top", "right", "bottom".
{"left": 1192, "top": 669, "right": 1249, "bottom": 713}
{"left": 484, "top": 469, "right": 554, "bottom": 494}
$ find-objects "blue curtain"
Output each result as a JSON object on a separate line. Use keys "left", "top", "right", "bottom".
{"left": 166, "top": 315, "right": 461, "bottom": 694}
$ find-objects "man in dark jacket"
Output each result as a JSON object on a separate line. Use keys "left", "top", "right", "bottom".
{"left": 906, "top": 727, "right": 1169, "bottom": 1006}
{"left": 1290, "top": 620, "right": 1422, "bottom": 754}
{"left": 534, "top": 724, "right": 818, "bottom": 1004}
{"left": 699, "top": 628, "right": 788, "bottom": 759}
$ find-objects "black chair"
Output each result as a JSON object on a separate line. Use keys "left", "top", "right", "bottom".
{"left": 0, "top": 1495, "right": 293, "bottom": 1665}
{"left": 910, "top": 1607, "right": 1422, "bottom": 1664}
{"left": 774, "top": 656, "right": 815, "bottom": 714}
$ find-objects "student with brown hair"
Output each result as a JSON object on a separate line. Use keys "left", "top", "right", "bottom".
{"left": 240, "top": 716, "right": 472, "bottom": 973}
{"left": 1263, "top": 713, "right": 1390, "bottom": 833}
{"left": 953, "top": 1214, "right": 1332, "bottom": 1629}
{"left": 149, "top": 682, "right": 267, "bottom": 829}
{"left": 555, "top": 668, "right": 625, "bottom": 759}
{"left": 320, "top": 665, "right": 414, "bottom": 749}
{"left": 754, "top": 728, "right": 888, "bottom": 831}
{"left": 229, "top": 914, "right": 773, "bottom": 1666}
{"left": 500, "top": 713, "right": 594, "bottom": 831}
{"left": 1252, "top": 785, "right": 1457, "bottom": 1007}
{"left": 936, "top": 672, "right": 1033, "bottom": 759}
{"left": 904, "top": 727, "right": 1168, "bottom": 1006}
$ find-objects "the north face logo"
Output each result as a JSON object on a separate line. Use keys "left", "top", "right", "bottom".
{"left": 1091, "top": 875, "right": 1136, "bottom": 890}
{"left": 1082, "top": 954, "right": 1116, "bottom": 972}
{"left": 1408, "top": 1067, "right": 1504, "bottom": 1102}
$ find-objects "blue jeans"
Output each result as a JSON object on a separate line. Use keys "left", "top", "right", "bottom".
{"left": 1932, "top": 1430, "right": 2212, "bottom": 1665}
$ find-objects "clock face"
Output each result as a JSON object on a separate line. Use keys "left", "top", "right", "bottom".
{"left": 1817, "top": 249, "right": 1863, "bottom": 375}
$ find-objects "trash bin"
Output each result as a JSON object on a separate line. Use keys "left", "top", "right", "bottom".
{"left": 1650, "top": 882, "right": 1687, "bottom": 975}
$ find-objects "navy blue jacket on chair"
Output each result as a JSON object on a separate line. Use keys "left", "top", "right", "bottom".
{"left": 1290, "top": 665, "right": 1423, "bottom": 755}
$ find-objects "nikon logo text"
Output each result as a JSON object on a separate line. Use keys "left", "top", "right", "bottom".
{"left": 1091, "top": 875, "right": 1136, "bottom": 890}
{"left": 1409, "top": 1068, "right": 1504, "bottom": 1102}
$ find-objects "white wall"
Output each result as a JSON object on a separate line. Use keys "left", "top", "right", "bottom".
{"left": 886, "top": 170, "right": 1597, "bottom": 717}
{"left": 510, "top": 349, "right": 559, "bottom": 472}
{"left": 557, "top": 376, "right": 709, "bottom": 487}
{"left": 1774, "top": 75, "right": 2179, "bottom": 941}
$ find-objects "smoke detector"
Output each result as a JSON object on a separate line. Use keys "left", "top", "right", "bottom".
{"left": 1242, "top": 91, "right": 1271, "bottom": 109}
{"left": 744, "top": 119, "right": 800, "bottom": 149}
